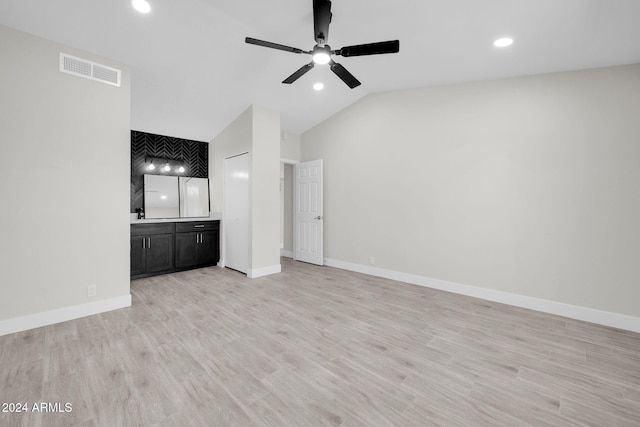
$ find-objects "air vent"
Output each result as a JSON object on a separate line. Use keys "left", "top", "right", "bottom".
{"left": 59, "top": 53, "right": 121, "bottom": 87}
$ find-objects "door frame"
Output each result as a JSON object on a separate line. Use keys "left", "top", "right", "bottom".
{"left": 280, "top": 158, "right": 298, "bottom": 259}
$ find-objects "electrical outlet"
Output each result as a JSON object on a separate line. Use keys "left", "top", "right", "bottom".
{"left": 369, "top": 256, "right": 375, "bottom": 265}
{"left": 87, "top": 285, "right": 97, "bottom": 297}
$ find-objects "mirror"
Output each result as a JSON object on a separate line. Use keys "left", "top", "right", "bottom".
{"left": 179, "top": 177, "right": 210, "bottom": 218}
{"left": 144, "top": 174, "right": 210, "bottom": 219}
{"left": 144, "top": 175, "right": 180, "bottom": 219}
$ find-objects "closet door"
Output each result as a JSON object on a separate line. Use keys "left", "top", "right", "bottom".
{"left": 224, "top": 153, "right": 249, "bottom": 274}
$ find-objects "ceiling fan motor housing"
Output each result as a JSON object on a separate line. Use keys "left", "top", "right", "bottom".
{"left": 313, "top": 0, "right": 332, "bottom": 46}
{"left": 245, "top": 0, "right": 399, "bottom": 89}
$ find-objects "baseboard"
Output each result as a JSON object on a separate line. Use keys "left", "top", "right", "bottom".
{"left": 324, "top": 258, "right": 640, "bottom": 333}
{"left": 248, "top": 264, "right": 282, "bottom": 279}
{"left": 280, "top": 249, "right": 293, "bottom": 258}
{"left": 0, "top": 294, "right": 132, "bottom": 337}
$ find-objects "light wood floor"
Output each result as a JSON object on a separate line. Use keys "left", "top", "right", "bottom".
{"left": 2, "top": 258, "right": 640, "bottom": 426}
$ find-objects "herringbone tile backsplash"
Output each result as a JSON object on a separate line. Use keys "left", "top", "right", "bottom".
{"left": 131, "top": 130, "right": 208, "bottom": 213}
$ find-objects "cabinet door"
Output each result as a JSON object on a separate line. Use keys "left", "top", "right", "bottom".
{"left": 145, "top": 233, "right": 174, "bottom": 273}
{"left": 130, "top": 236, "right": 146, "bottom": 276}
{"left": 197, "top": 231, "right": 219, "bottom": 266}
{"left": 175, "top": 232, "right": 198, "bottom": 269}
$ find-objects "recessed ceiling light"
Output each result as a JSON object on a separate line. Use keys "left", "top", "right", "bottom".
{"left": 313, "top": 82, "right": 324, "bottom": 91}
{"left": 132, "top": 0, "right": 151, "bottom": 14}
{"left": 493, "top": 37, "right": 514, "bottom": 48}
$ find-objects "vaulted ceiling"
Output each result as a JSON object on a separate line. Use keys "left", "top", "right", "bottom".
{"left": 2, "top": 0, "right": 640, "bottom": 142}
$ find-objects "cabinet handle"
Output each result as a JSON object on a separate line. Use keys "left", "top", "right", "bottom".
{"left": 148, "top": 237, "right": 151, "bottom": 248}
{"left": 194, "top": 225, "right": 205, "bottom": 228}
{"left": 143, "top": 238, "right": 145, "bottom": 249}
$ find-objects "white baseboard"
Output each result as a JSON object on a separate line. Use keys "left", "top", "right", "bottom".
{"left": 280, "top": 249, "right": 293, "bottom": 258}
{"left": 248, "top": 264, "right": 282, "bottom": 279}
{"left": 324, "top": 258, "right": 640, "bottom": 333}
{"left": 0, "top": 294, "right": 132, "bottom": 337}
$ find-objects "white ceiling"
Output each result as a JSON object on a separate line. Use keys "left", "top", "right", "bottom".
{"left": 2, "top": 0, "right": 640, "bottom": 142}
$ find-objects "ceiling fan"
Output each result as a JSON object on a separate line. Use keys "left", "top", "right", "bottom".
{"left": 245, "top": 0, "right": 400, "bottom": 89}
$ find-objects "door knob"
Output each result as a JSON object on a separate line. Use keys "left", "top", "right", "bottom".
{"left": 314, "top": 216, "right": 323, "bottom": 220}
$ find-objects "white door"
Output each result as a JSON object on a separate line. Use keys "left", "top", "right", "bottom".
{"left": 224, "top": 153, "right": 249, "bottom": 273}
{"left": 294, "top": 159, "right": 323, "bottom": 265}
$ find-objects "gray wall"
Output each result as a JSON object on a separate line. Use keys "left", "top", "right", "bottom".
{"left": 301, "top": 63, "right": 640, "bottom": 318}
{"left": 0, "top": 25, "right": 131, "bottom": 321}
{"left": 283, "top": 163, "right": 294, "bottom": 254}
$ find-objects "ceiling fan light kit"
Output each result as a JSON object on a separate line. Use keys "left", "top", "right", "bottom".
{"left": 312, "top": 46, "right": 332, "bottom": 65}
{"left": 245, "top": 0, "right": 400, "bottom": 89}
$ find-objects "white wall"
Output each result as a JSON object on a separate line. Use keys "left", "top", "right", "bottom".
{"left": 210, "top": 106, "right": 251, "bottom": 268}
{"left": 301, "top": 63, "right": 640, "bottom": 320}
{"left": 210, "top": 107, "right": 252, "bottom": 214}
{"left": 0, "top": 25, "right": 131, "bottom": 330}
{"left": 210, "top": 105, "right": 281, "bottom": 277}
{"left": 250, "top": 106, "right": 281, "bottom": 273}
{"left": 280, "top": 132, "right": 301, "bottom": 162}
{"left": 280, "top": 131, "right": 300, "bottom": 255}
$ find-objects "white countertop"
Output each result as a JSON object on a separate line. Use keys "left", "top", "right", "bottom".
{"left": 130, "top": 212, "right": 222, "bottom": 224}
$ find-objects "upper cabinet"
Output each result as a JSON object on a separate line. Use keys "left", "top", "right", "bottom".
{"left": 144, "top": 174, "right": 210, "bottom": 219}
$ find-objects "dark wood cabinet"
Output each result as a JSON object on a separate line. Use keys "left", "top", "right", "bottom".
{"left": 197, "top": 231, "right": 219, "bottom": 266}
{"left": 131, "top": 220, "right": 219, "bottom": 279}
{"left": 130, "top": 236, "right": 146, "bottom": 276}
{"left": 175, "top": 221, "right": 220, "bottom": 270}
{"left": 175, "top": 232, "right": 199, "bottom": 270}
{"left": 130, "top": 223, "right": 175, "bottom": 279}
{"left": 145, "top": 233, "right": 174, "bottom": 273}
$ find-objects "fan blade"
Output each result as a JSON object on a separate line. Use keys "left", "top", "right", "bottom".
{"left": 283, "top": 62, "right": 315, "bottom": 84}
{"left": 313, "top": 0, "right": 332, "bottom": 45}
{"left": 245, "top": 37, "right": 306, "bottom": 54}
{"left": 337, "top": 40, "right": 400, "bottom": 57}
{"left": 329, "top": 60, "right": 361, "bottom": 89}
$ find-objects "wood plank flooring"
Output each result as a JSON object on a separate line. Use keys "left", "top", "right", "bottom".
{"left": 1, "top": 257, "right": 640, "bottom": 426}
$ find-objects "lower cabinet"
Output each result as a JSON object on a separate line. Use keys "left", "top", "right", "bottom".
{"left": 130, "top": 223, "right": 175, "bottom": 279}
{"left": 131, "top": 220, "right": 219, "bottom": 279}
{"left": 175, "top": 221, "right": 220, "bottom": 270}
